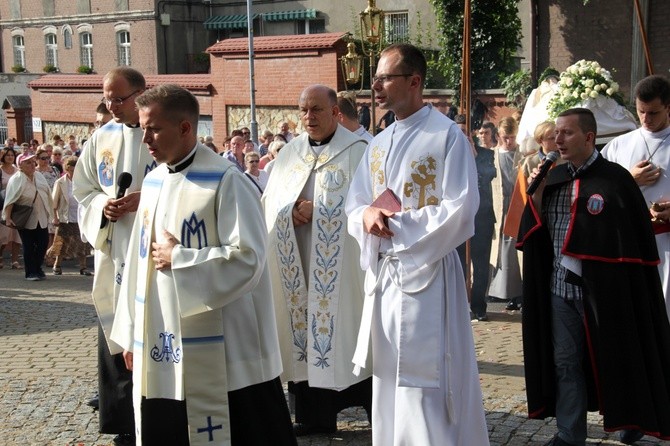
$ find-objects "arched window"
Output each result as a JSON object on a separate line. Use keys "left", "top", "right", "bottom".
{"left": 117, "top": 30, "right": 131, "bottom": 66}
{"left": 13, "top": 35, "right": 25, "bottom": 68}
{"left": 80, "top": 32, "right": 93, "bottom": 68}
{"left": 62, "top": 25, "right": 73, "bottom": 49}
{"left": 45, "top": 33, "right": 58, "bottom": 68}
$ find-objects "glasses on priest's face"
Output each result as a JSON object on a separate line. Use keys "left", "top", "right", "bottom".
{"left": 101, "top": 90, "right": 140, "bottom": 107}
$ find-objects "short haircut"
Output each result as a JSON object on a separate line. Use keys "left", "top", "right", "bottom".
{"left": 231, "top": 129, "right": 243, "bottom": 137}
{"left": 244, "top": 151, "right": 259, "bottom": 162}
{"left": 497, "top": 116, "right": 518, "bottom": 136}
{"left": 634, "top": 75, "right": 670, "bottom": 105}
{"left": 52, "top": 147, "right": 63, "bottom": 155}
{"left": 104, "top": 66, "right": 146, "bottom": 91}
{"left": 268, "top": 140, "right": 285, "bottom": 155}
{"left": 558, "top": 108, "right": 597, "bottom": 135}
{"left": 35, "top": 147, "right": 48, "bottom": 158}
{"left": 64, "top": 155, "right": 78, "bottom": 167}
{"left": 533, "top": 121, "right": 556, "bottom": 145}
{"left": 300, "top": 85, "right": 337, "bottom": 107}
{"left": 336, "top": 91, "right": 358, "bottom": 121}
{"left": 380, "top": 43, "right": 427, "bottom": 89}
{"left": 135, "top": 84, "right": 199, "bottom": 129}
{"left": 262, "top": 130, "right": 274, "bottom": 139}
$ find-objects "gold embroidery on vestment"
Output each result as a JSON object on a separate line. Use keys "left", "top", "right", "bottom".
{"left": 404, "top": 155, "right": 438, "bottom": 209}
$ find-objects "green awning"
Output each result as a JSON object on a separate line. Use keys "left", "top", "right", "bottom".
{"left": 204, "top": 14, "right": 258, "bottom": 30}
{"left": 262, "top": 9, "right": 317, "bottom": 22}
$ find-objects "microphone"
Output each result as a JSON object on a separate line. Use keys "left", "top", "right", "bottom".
{"left": 116, "top": 172, "right": 133, "bottom": 199}
{"left": 526, "top": 151, "right": 560, "bottom": 195}
{"left": 101, "top": 172, "right": 133, "bottom": 227}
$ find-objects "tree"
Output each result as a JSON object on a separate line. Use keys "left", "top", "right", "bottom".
{"left": 430, "top": 0, "right": 522, "bottom": 96}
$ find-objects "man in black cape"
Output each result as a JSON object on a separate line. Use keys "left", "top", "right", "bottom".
{"left": 517, "top": 108, "right": 670, "bottom": 446}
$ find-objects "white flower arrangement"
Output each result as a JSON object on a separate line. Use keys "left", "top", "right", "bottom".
{"left": 548, "top": 59, "right": 625, "bottom": 119}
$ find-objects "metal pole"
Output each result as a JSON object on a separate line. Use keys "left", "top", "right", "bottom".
{"left": 370, "top": 55, "right": 376, "bottom": 135}
{"left": 460, "top": 0, "right": 472, "bottom": 300}
{"left": 247, "top": 0, "right": 258, "bottom": 144}
{"left": 633, "top": 0, "right": 654, "bottom": 75}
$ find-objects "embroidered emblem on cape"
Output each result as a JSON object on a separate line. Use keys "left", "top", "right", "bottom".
{"left": 275, "top": 206, "right": 308, "bottom": 362}
{"left": 318, "top": 165, "right": 347, "bottom": 192}
{"left": 404, "top": 155, "right": 439, "bottom": 209}
{"left": 197, "top": 416, "right": 223, "bottom": 441}
{"left": 150, "top": 331, "right": 182, "bottom": 363}
{"left": 586, "top": 194, "right": 604, "bottom": 215}
{"left": 98, "top": 150, "right": 114, "bottom": 187}
{"left": 145, "top": 160, "right": 158, "bottom": 177}
{"left": 182, "top": 212, "right": 207, "bottom": 249}
{"left": 139, "top": 209, "right": 150, "bottom": 259}
{"left": 310, "top": 195, "right": 345, "bottom": 368}
{"left": 370, "top": 145, "right": 386, "bottom": 193}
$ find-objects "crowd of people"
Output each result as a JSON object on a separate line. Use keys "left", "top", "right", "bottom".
{"left": 4, "top": 45, "right": 670, "bottom": 446}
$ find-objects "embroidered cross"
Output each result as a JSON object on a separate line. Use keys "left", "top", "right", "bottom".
{"left": 197, "top": 416, "right": 223, "bottom": 442}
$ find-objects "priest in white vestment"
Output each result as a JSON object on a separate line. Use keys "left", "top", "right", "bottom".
{"left": 263, "top": 85, "right": 371, "bottom": 436}
{"left": 602, "top": 75, "right": 670, "bottom": 319}
{"left": 110, "top": 84, "right": 296, "bottom": 446}
{"left": 345, "top": 44, "right": 490, "bottom": 446}
{"left": 73, "top": 67, "right": 154, "bottom": 442}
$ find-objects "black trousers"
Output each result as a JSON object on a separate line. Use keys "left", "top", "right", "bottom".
{"left": 141, "top": 376, "right": 297, "bottom": 446}
{"left": 98, "top": 324, "right": 135, "bottom": 434}
{"left": 18, "top": 225, "right": 48, "bottom": 278}
{"left": 289, "top": 377, "right": 373, "bottom": 428}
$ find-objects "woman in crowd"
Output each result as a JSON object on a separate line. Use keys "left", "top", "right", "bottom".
{"left": 0, "top": 147, "right": 22, "bottom": 269}
{"left": 36, "top": 146, "right": 60, "bottom": 263}
{"left": 49, "top": 156, "right": 92, "bottom": 276}
{"left": 2, "top": 153, "right": 53, "bottom": 281}
{"left": 243, "top": 151, "right": 268, "bottom": 196}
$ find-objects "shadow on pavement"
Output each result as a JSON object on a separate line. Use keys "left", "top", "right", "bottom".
{"left": 0, "top": 295, "right": 97, "bottom": 336}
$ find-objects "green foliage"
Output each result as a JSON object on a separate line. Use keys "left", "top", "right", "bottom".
{"left": 11, "top": 64, "right": 26, "bottom": 73}
{"left": 77, "top": 65, "right": 93, "bottom": 74}
{"left": 501, "top": 69, "right": 532, "bottom": 109}
{"left": 43, "top": 64, "right": 58, "bottom": 73}
{"left": 430, "top": 0, "right": 523, "bottom": 101}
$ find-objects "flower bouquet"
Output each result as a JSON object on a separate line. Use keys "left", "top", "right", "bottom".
{"left": 548, "top": 60, "right": 625, "bottom": 119}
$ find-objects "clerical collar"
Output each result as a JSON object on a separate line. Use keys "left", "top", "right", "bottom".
{"left": 125, "top": 123, "right": 141, "bottom": 128}
{"left": 308, "top": 130, "right": 336, "bottom": 147}
{"left": 167, "top": 145, "right": 198, "bottom": 173}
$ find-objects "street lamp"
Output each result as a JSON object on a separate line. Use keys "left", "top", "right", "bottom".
{"left": 340, "top": 39, "right": 364, "bottom": 91}
{"left": 359, "top": 0, "right": 385, "bottom": 135}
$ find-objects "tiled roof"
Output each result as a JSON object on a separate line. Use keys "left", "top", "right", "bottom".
{"left": 207, "top": 32, "right": 346, "bottom": 54}
{"left": 29, "top": 74, "right": 212, "bottom": 92}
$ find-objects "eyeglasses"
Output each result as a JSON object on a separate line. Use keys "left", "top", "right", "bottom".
{"left": 101, "top": 90, "right": 140, "bottom": 107}
{"left": 38, "top": 156, "right": 49, "bottom": 160}
{"left": 372, "top": 74, "right": 413, "bottom": 84}
{"left": 248, "top": 160, "right": 259, "bottom": 163}
{"left": 242, "top": 131, "right": 251, "bottom": 135}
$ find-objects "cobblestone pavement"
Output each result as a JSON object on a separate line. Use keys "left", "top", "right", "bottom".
{"left": 1, "top": 262, "right": 669, "bottom": 446}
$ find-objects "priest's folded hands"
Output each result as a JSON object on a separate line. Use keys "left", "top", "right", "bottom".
{"left": 152, "top": 229, "right": 178, "bottom": 271}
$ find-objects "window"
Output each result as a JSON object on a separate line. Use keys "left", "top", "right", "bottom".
{"left": 117, "top": 30, "right": 131, "bottom": 66}
{"left": 13, "top": 35, "right": 25, "bottom": 68}
{"left": 45, "top": 33, "right": 58, "bottom": 68}
{"left": 80, "top": 32, "right": 93, "bottom": 68}
{"left": 385, "top": 11, "right": 409, "bottom": 45}
{"left": 62, "top": 26, "right": 72, "bottom": 49}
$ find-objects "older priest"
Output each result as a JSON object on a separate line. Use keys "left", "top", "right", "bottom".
{"left": 263, "top": 84, "right": 370, "bottom": 435}
{"left": 110, "top": 85, "right": 296, "bottom": 446}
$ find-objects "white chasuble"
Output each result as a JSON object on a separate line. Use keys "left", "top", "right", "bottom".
{"left": 345, "top": 105, "right": 489, "bottom": 445}
{"left": 73, "top": 122, "right": 156, "bottom": 348}
{"left": 263, "top": 125, "right": 370, "bottom": 390}
{"left": 112, "top": 145, "right": 283, "bottom": 446}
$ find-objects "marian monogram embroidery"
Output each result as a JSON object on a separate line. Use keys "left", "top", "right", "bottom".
{"left": 150, "top": 331, "right": 182, "bottom": 363}
{"left": 404, "top": 155, "right": 439, "bottom": 209}
{"left": 145, "top": 160, "right": 158, "bottom": 177}
{"left": 182, "top": 212, "right": 207, "bottom": 249}
{"left": 275, "top": 206, "right": 308, "bottom": 362}
{"left": 318, "top": 165, "right": 347, "bottom": 192}
{"left": 310, "top": 195, "right": 344, "bottom": 368}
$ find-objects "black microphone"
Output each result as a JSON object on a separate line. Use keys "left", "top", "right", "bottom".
{"left": 116, "top": 172, "right": 133, "bottom": 199}
{"left": 526, "top": 151, "right": 560, "bottom": 195}
{"left": 101, "top": 172, "right": 133, "bottom": 227}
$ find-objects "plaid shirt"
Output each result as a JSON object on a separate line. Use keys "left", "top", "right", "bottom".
{"left": 544, "top": 149, "right": 599, "bottom": 300}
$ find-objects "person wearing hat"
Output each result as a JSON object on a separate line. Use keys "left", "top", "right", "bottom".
{"left": 2, "top": 152, "right": 53, "bottom": 280}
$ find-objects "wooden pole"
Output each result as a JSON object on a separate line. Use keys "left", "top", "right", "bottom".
{"left": 633, "top": 0, "right": 654, "bottom": 75}
{"left": 460, "top": 0, "right": 473, "bottom": 301}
